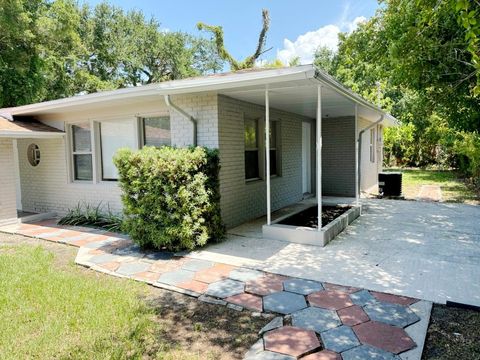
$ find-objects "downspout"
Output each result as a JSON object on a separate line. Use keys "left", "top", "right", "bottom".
{"left": 164, "top": 95, "right": 197, "bottom": 146}
{"left": 357, "top": 115, "right": 383, "bottom": 196}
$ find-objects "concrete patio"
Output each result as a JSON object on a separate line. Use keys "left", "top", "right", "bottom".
{"left": 188, "top": 199, "right": 480, "bottom": 307}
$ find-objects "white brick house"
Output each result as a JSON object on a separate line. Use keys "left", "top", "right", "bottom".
{"left": 0, "top": 65, "right": 395, "bottom": 232}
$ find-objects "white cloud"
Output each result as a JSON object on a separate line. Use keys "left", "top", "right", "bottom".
{"left": 276, "top": 16, "right": 366, "bottom": 65}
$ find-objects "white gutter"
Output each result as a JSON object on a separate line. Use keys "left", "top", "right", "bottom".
{"left": 164, "top": 95, "right": 197, "bottom": 146}
{"left": 0, "top": 131, "right": 65, "bottom": 138}
{"left": 5, "top": 66, "right": 315, "bottom": 116}
{"left": 357, "top": 115, "right": 384, "bottom": 194}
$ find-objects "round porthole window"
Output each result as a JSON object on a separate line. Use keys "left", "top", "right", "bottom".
{"left": 27, "top": 144, "right": 40, "bottom": 167}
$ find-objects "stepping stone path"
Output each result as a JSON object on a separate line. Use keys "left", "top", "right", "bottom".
{"left": 0, "top": 220, "right": 433, "bottom": 360}
{"left": 416, "top": 185, "right": 442, "bottom": 202}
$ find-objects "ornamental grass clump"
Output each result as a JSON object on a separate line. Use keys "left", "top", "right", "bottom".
{"left": 114, "top": 146, "right": 225, "bottom": 251}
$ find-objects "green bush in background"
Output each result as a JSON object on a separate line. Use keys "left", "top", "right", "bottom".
{"left": 114, "top": 146, "right": 225, "bottom": 251}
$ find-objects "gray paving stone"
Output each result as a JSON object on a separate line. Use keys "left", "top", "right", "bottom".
{"left": 259, "top": 316, "right": 283, "bottom": 335}
{"left": 88, "top": 253, "right": 121, "bottom": 264}
{"left": 291, "top": 306, "right": 341, "bottom": 333}
{"left": 145, "top": 251, "right": 174, "bottom": 261}
{"left": 229, "top": 268, "right": 264, "bottom": 282}
{"left": 158, "top": 269, "right": 195, "bottom": 286}
{"left": 205, "top": 279, "right": 245, "bottom": 298}
{"left": 198, "top": 295, "right": 227, "bottom": 306}
{"left": 244, "top": 339, "right": 295, "bottom": 360}
{"left": 116, "top": 261, "right": 151, "bottom": 276}
{"left": 245, "top": 351, "right": 295, "bottom": 360}
{"left": 244, "top": 339, "right": 263, "bottom": 359}
{"left": 82, "top": 239, "right": 111, "bottom": 248}
{"left": 283, "top": 278, "right": 324, "bottom": 295}
{"left": 114, "top": 244, "right": 143, "bottom": 257}
{"left": 263, "top": 291, "right": 307, "bottom": 314}
{"left": 320, "top": 325, "right": 360, "bottom": 353}
{"left": 63, "top": 234, "right": 96, "bottom": 244}
{"left": 364, "top": 301, "right": 421, "bottom": 328}
{"left": 227, "top": 303, "right": 243, "bottom": 311}
{"left": 37, "top": 230, "right": 65, "bottom": 238}
{"left": 350, "top": 289, "right": 377, "bottom": 306}
{"left": 182, "top": 259, "right": 214, "bottom": 271}
{"left": 342, "top": 345, "right": 400, "bottom": 360}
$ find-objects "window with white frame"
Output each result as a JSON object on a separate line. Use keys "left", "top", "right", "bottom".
{"left": 269, "top": 122, "right": 278, "bottom": 176}
{"left": 369, "top": 128, "right": 375, "bottom": 163}
{"left": 143, "top": 116, "right": 171, "bottom": 147}
{"left": 100, "top": 119, "right": 137, "bottom": 180}
{"left": 244, "top": 117, "right": 281, "bottom": 181}
{"left": 71, "top": 122, "right": 93, "bottom": 181}
{"left": 244, "top": 118, "right": 260, "bottom": 180}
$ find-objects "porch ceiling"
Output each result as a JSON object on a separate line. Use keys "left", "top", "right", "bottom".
{"left": 219, "top": 78, "right": 391, "bottom": 124}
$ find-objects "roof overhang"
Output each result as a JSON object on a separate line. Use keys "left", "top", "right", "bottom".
{"left": 0, "top": 64, "right": 397, "bottom": 126}
{"left": 0, "top": 117, "right": 64, "bottom": 138}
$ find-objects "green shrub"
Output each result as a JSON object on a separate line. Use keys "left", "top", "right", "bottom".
{"left": 113, "top": 146, "right": 225, "bottom": 251}
{"left": 453, "top": 131, "right": 480, "bottom": 185}
{"left": 58, "top": 202, "right": 124, "bottom": 232}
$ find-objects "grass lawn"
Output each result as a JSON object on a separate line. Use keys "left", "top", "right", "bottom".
{"left": 0, "top": 235, "right": 265, "bottom": 359}
{"left": 385, "top": 168, "right": 479, "bottom": 204}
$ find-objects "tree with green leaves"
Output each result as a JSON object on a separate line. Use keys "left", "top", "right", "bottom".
{"left": 197, "top": 9, "right": 271, "bottom": 70}
{"left": 0, "top": 0, "right": 223, "bottom": 107}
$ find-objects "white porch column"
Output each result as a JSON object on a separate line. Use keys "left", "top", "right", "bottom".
{"left": 265, "top": 87, "right": 271, "bottom": 225}
{"left": 316, "top": 85, "right": 322, "bottom": 231}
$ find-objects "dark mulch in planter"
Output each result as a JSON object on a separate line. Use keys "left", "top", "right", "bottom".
{"left": 422, "top": 304, "right": 480, "bottom": 359}
{"left": 278, "top": 205, "right": 350, "bottom": 228}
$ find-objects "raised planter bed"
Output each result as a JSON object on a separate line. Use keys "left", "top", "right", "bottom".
{"left": 262, "top": 203, "right": 361, "bottom": 246}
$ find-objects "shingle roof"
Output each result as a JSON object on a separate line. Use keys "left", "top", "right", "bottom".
{"left": 0, "top": 117, "right": 63, "bottom": 134}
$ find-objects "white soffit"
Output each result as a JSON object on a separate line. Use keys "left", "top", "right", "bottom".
{"left": 220, "top": 79, "right": 356, "bottom": 119}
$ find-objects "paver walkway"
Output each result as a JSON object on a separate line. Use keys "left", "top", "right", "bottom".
{"left": 0, "top": 220, "right": 431, "bottom": 360}
{"left": 416, "top": 185, "right": 442, "bottom": 202}
{"left": 187, "top": 199, "right": 480, "bottom": 307}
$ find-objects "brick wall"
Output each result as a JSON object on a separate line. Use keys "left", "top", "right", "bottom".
{"left": 18, "top": 93, "right": 218, "bottom": 216}
{"left": 18, "top": 137, "right": 123, "bottom": 215}
{"left": 217, "top": 95, "right": 311, "bottom": 228}
{"left": 321, "top": 117, "right": 356, "bottom": 197}
{"left": 0, "top": 139, "right": 18, "bottom": 224}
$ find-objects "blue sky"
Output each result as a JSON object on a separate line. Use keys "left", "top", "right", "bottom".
{"left": 85, "top": 0, "right": 379, "bottom": 64}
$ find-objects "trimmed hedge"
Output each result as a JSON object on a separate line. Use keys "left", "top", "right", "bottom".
{"left": 114, "top": 146, "right": 225, "bottom": 251}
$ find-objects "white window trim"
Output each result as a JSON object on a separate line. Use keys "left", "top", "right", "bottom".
{"left": 244, "top": 115, "right": 281, "bottom": 183}
{"left": 140, "top": 115, "right": 171, "bottom": 148}
{"left": 68, "top": 120, "right": 95, "bottom": 183}
{"left": 245, "top": 116, "right": 261, "bottom": 182}
{"left": 67, "top": 117, "right": 142, "bottom": 184}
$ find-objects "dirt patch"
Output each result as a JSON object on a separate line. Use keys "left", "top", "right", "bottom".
{"left": 278, "top": 205, "right": 350, "bottom": 228}
{"left": 0, "top": 232, "right": 267, "bottom": 359}
{"left": 423, "top": 304, "right": 480, "bottom": 359}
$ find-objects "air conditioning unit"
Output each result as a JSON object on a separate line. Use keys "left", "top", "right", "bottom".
{"left": 378, "top": 172, "right": 402, "bottom": 197}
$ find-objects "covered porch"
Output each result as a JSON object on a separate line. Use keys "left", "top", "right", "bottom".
{"left": 217, "top": 68, "right": 394, "bottom": 246}
{"left": 0, "top": 116, "right": 64, "bottom": 225}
